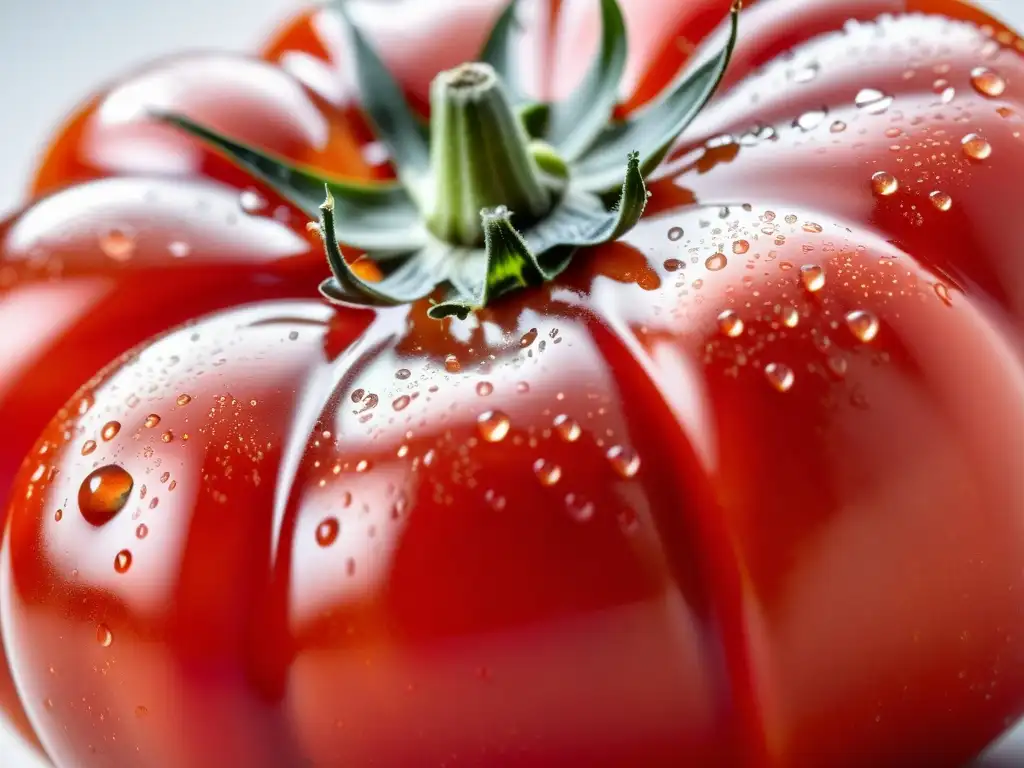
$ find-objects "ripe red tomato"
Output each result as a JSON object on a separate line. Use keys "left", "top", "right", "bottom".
{"left": 3, "top": 0, "right": 1024, "bottom": 766}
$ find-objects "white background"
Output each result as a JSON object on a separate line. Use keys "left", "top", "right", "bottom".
{"left": 0, "top": 0, "right": 1022, "bottom": 765}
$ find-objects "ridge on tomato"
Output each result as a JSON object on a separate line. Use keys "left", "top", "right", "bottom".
{"left": 2, "top": 0, "right": 1024, "bottom": 766}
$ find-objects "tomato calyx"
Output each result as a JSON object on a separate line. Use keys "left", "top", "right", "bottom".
{"left": 160, "top": 0, "right": 741, "bottom": 319}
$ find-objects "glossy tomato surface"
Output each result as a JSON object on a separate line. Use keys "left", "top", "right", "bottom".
{"left": 3, "top": 0, "right": 1024, "bottom": 766}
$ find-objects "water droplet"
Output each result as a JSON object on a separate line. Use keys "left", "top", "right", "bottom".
{"left": 606, "top": 446, "right": 640, "bottom": 478}
{"left": 846, "top": 309, "right": 880, "bottom": 342}
{"left": 395, "top": 368, "right": 411, "bottom": 380}
{"left": 136, "top": 523, "right": 149, "bottom": 539}
{"left": 444, "top": 354, "right": 461, "bottom": 373}
{"left": 79, "top": 465, "right": 133, "bottom": 526}
{"left": 516, "top": 382, "right": 530, "bottom": 394}
{"left": 663, "top": 258, "right": 683, "bottom": 272}
{"left": 800, "top": 264, "right": 826, "bottom": 292}
{"left": 160, "top": 431, "right": 174, "bottom": 443}
{"left": 962, "top": 133, "right": 992, "bottom": 160}
{"left": 96, "top": 624, "right": 113, "bottom": 647}
{"left": 971, "top": 67, "right": 1006, "bottom": 97}
{"left": 101, "top": 421, "right": 121, "bottom": 441}
{"left": 99, "top": 229, "right": 135, "bottom": 262}
{"left": 794, "top": 109, "right": 827, "bottom": 131}
{"left": 316, "top": 517, "right": 340, "bottom": 547}
{"left": 929, "top": 191, "right": 952, "bottom": 211}
{"left": 791, "top": 62, "right": 820, "bottom": 83}
{"left": 934, "top": 283, "right": 953, "bottom": 306}
{"left": 239, "top": 189, "right": 267, "bottom": 213}
{"left": 781, "top": 306, "right": 800, "bottom": 328}
{"left": 176, "top": 394, "right": 192, "bottom": 406}
{"left": 764, "top": 363, "right": 795, "bottom": 392}
{"left": 114, "top": 550, "right": 132, "bottom": 574}
{"left": 476, "top": 381, "right": 494, "bottom": 397}
{"left": 519, "top": 328, "right": 539, "bottom": 347}
{"left": 553, "top": 414, "right": 581, "bottom": 442}
{"left": 705, "top": 253, "right": 728, "bottom": 271}
{"left": 144, "top": 414, "right": 161, "bottom": 428}
{"left": 717, "top": 309, "right": 744, "bottom": 338}
{"left": 827, "top": 356, "right": 849, "bottom": 378}
{"left": 667, "top": 226, "right": 684, "bottom": 241}
{"left": 830, "top": 120, "right": 847, "bottom": 133}
{"left": 477, "top": 410, "right": 511, "bottom": 442}
{"left": 168, "top": 241, "right": 191, "bottom": 258}
{"left": 802, "top": 222, "right": 823, "bottom": 234}
{"left": 355, "top": 459, "right": 371, "bottom": 473}
{"left": 393, "top": 395, "right": 411, "bottom": 411}
{"left": 855, "top": 88, "right": 893, "bottom": 113}
{"left": 533, "top": 459, "right": 562, "bottom": 486}
{"left": 871, "top": 171, "right": 899, "bottom": 196}
{"left": 81, "top": 440, "right": 97, "bottom": 456}
{"left": 54, "top": 509, "right": 63, "bottom": 522}
{"left": 565, "top": 493, "right": 595, "bottom": 522}
{"left": 732, "top": 240, "right": 750, "bottom": 255}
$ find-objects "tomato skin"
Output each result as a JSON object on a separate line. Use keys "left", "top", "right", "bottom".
{"left": 3, "top": 0, "right": 1024, "bottom": 765}
{"left": 4, "top": 209, "right": 1024, "bottom": 766}
{"left": 29, "top": 53, "right": 385, "bottom": 199}
{"left": 0, "top": 176, "right": 325, "bottom": 752}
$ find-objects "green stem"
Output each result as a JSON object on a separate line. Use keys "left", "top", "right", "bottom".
{"left": 427, "top": 62, "right": 554, "bottom": 247}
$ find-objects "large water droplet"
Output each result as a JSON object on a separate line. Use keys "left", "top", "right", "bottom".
{"left": 444, "top": 354, "right": 461, "bottom": 373}
{"left": 478, "top": 410, "right": 511, "bottom": 442}
{"left": 800, "top": 264, "right": 826, "bottom": 292}
{"left": 871, "top": 171, "right": 899, "bottom": 196}
{"left": 764, "top": 363, "right": 795, "bottom": 392}
{"left": 476, "top": 381, "right": 494, "bottom": 397}
{"left": 533, "top": 459, "right": 562, "bottom": 486}
{"left": 101, "top": 421, "right": 121, "bottom": 442}
{"left": 732, "top": 240, "right": 750, "bottom": 255}
{"left": 79, "top": 465, "right": 133, "bottom": 526}
{"left": 81, "top": 440, "right": 97, "bottom": 456}
{"left": 144, "top": 414, "right": 161, "bottom": 428}
{"left": 930, "top": 191, "right": 952, "bottom": 211}
{"left": 846, "top": 309, "right": 880, "bottom": 342}
{"left": 717, "top": 309, "right": 744, "bottom": 338}
{"left": 114, "top": 549, "right": 132, "bottom": 574}
{"left": 962, "top": 133, "right": 992, "bottom": 160}
{"left": 176, "top": 394, "right": 192, "bottom": 406}
{"left": 606, "top": 445, "right": 640, "bottom": 478}
{"left": 667, "top": 227, "right": 684, "bottom": 242}
{"left": 393, "top": 395, "right": 411, "bottom": 411}
{"left": 553, "top": 414, "right": 581, "bottom": 442}
{"left": 316, "top": 517, "right": 340, "bottom": 547}
{"left": 705, "top": 253, "right": 728, "bottom": 271}
{"left": 781, "top": 306, "right": 800, "bottom": 328}
{"left": 971, "top": 67, "right": 1006, "bottom": 97}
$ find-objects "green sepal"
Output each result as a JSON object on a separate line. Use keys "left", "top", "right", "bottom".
{"left": 572, "top": 3, "right": 740, "bottom": 193}
{"left": 426, "top": 151, "right": 647, "bottom": 320}
{"left": 327, "top": 1, "right": 432, "bottom": 204}
{"left": 155, "top": 112, "right": 427, "bottom": 251}
{"left": 479, "top": 0, "right": 528, "bottom": 106}
{"left": 318, "top": 187, "right": 453, "bottom": 306}
{"left": 544, "top": 0, "right": 628, "bottom": 162}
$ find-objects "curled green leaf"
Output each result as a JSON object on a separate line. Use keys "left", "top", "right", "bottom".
{"left": 545, "top": 0, "right": 628, "bottom": 162}
{"left": 572, "top": 3, "right": 741, "bottom": 193}
{"left": 156, "top": 112, "right": 427, "bottom": 251}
